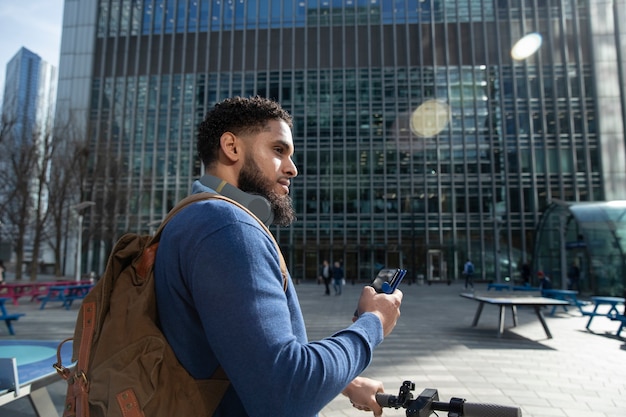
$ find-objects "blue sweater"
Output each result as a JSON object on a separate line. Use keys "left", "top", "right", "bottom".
{"left": 154, "top": 181, "right": 383, "bottom": 416}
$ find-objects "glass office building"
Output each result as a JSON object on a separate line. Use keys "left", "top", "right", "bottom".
{"left": 2, "top": 47, "right": 56, "bottom": 146}
{"left": 56, "top": 0, "right": 626, "bottom": 292}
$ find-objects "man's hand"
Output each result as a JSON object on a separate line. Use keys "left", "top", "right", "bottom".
{"left": 342, "top": 376, "right": 385, "bottom": 417}
{"left": 355, "top": 286, "right": 402, "bottom": 337}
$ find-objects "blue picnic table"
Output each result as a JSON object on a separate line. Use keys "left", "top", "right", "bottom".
{"left": 0, "top": 298, "right": 25, "bottom": 335}
{"left": 584, "top": 296, "right": 625, "bottom": 335}
{"left": 39, "top": 284, "right": 93, "bottom": 310}
{"left": 487, "top": 283, "right": 511, "bottom": 291}
{"left": 541, "top": 289, "right": 586, "bottom": 315}
{"left": 512, "top": 285, "right": 541, "bottom": 292}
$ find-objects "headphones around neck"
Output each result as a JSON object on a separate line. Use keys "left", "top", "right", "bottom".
{"left": 199, "top": 175, "right": 274, "bottom": 226}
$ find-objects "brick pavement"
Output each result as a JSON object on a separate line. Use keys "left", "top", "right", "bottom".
{"left": 1, "top": 280, "right": 624, "bottom": 416}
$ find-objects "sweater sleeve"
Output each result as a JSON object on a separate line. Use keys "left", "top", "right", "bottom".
{"left": 184, "top": 219, "right": 383, "bottom": 416}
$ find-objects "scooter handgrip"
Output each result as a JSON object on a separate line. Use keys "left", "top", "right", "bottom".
{"left": 463, "top": 402, "right": 522, "bottom": 417}
{"left": 375, "top": 392, "right": 395, "bottom": 407}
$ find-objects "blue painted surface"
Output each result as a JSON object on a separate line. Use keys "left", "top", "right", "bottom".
{"left": 0, "top": 340, "right": 73, "bottom": 384}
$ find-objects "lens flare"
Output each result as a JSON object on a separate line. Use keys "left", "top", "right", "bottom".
{"left": 511, "top": 33, "right": 543, "bottom": 61}
{"left": 409, "top": 100, "right": 451, "bottom": 137}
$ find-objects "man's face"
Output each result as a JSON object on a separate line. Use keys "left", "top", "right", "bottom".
{"left": 237, "top": 120, "right": 298, "bottom": 226}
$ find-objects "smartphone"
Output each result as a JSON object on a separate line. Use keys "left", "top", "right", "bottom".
{"left": 370, "top": 268, "right": 406, "bottom": 294}
{"left": 354, "top": 268, "right": 406, "bottom": 317}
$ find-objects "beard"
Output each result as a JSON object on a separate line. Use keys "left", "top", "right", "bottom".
{"left": 237, "top": 155, "right": 296, "bottom": 227}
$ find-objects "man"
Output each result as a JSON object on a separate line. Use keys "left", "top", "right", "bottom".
{"left": 463, "top": 258, "right": 474, "bottom": 289}
{"left": 154, "top": 96, "right": 402, "bottom": 417}
{"left": 319, "top": 259, "right": 332, "bottom": 295}
{"left": 538, "top": 270, "right": 552, "bottom": 290}
{"left": 520, "top": 262, "right": 531, "bottom": 286}
{"left": 333, "top": 260, "right": 345, "bottom": 295}
{"left": 567, "top": 261, "right": 580, "bottom": 291}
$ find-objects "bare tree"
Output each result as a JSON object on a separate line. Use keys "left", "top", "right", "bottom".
{"left": 0, "top": 127, "right": 38, "bottom": 280}
{"left": 0, "top": 115, "right": 17, "bottom": 263}
{"left": 27, "top": 125, "right": 56, "bottom": 280}
{"left": 2, "top": 108, "right": 128, "bottom": 280}
{"left": 0, "top": 112, "right": 82, "bottom": 280}
{"left": 86, "top": 142, "right": 127, "bottom": 275}
{"left": 0, "top": 113, "right": 12, "bottom": 144}
{"left": 46, "top": 118, "right": 91, "bottom": 276}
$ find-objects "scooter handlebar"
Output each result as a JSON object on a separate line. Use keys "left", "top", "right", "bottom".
{"left": 375, "top": 392, "right": 522, "bottom": 417}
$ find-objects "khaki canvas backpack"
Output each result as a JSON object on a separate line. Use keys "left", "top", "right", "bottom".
{"left": 54, "top": 192, "right": 287, "bottom": 417}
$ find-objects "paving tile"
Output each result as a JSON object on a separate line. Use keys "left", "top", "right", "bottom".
{"left": 1, "top": 279, "right": 625, "bottom": 417}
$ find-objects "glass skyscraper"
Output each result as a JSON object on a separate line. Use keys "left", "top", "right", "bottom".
{"left": 56, "top": 0, "right": 625, "bottom": 287}
{"left": 2, "top": 47, "right": 56, "bottom": 147}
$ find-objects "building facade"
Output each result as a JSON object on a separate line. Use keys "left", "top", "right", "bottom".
{"left": 56, "top": 0, "right": 626, "bottom": 289}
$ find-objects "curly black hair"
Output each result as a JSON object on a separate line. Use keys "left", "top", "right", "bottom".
{"left": 197, "top": 96, "right": 293, "bottom": 167}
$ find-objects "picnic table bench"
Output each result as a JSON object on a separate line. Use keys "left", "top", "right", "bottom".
{"left": 541, "top": 289, "right": 587, "bottom": 315}
{"left": 39, "top": 284, "right": 94, "bottom": 310}
{"left": 487, "top": 283, "right": 511, "bottom": 291}
{"left": 0, "top": 298, "right": 25, "bottom": 336}
{"left": 609, "top": 314, "right": 626, "bottom": 337}
{"left": 512, "top": 285, "right": 541, "bottom": 292}
{"left": 584, "top": 296, "right": 625, "bottom": 336}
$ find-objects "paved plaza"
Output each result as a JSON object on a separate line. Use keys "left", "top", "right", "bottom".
{"left": 1, "top": 279, "right": 625, "bottom": 416}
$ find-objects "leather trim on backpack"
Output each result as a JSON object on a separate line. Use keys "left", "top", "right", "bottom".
{"left": 55, "top": 192, "right": 290, "bottom": 417}
{"left": 76, "top": 302, "right": 96, "bottom": 417}
{"left": 115, "top": 389, "right": 144, "bottom": 417}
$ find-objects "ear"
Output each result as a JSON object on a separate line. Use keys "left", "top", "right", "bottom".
{"left": 219, "top": 132, "right": 241, "bottom": 163}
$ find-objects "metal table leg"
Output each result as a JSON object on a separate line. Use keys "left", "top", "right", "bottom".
{"left": 498, "top": 305, "right": 506, "bottom": 337}
{"left": 533, "top": 306, "right": 553, "bottom": 339}
{"left": 471, "top": 302, "right": 484, "bottom": 327}
{"left": 511, "top": 306, "right": 518, "bottom": 327}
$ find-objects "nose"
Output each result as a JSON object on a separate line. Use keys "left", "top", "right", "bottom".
{"left": 285, "top": 157, "right": 298, "bottom": 178}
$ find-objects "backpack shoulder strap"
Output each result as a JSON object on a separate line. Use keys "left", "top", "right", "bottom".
{"left": 153, "top": 192, "right": 288, "bottom": 291}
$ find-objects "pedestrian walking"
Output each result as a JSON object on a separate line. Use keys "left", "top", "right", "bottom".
{"left": 332, "top": 261, "right": 344, "bottom": 295}
{"left": 463, "top": 259, "right": 474, "bottom": 289}
{"left": 567, "top": 262, "right": 580, "bottom": 291}
{"left": 319, "top": 259, "right": 332, "bottom": 295}
{"left": 520, "top": 262, "right": 531, "bottom": 286}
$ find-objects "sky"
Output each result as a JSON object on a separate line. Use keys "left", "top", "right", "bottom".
{"left": 0, "top": 0, "right": 65, "bottom": 101}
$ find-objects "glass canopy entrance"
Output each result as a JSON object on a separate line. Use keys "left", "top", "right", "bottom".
{"left": 534, "top": 201, "right": 626, "bottom": 296}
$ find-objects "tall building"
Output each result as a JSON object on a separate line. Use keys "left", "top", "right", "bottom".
{"left": 56, "top": 0, "right": 626, "bottom": 293}
{"left": 2, "top": 47, "right": 56, "bottom": 146}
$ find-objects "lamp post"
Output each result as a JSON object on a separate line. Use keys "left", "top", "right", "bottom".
{"left": 559, "top": 212, "right": 568, "bottom": 290}
{"left": 490, "top": 216, "right": 499, "bottom": 283}
{"left": 403, "top": 195, "right": 418, "bottom": 284}
{"left": 411, "top": 201, "right": 416, "bottom": 284}
{"left": 73, "top": 201, "right": 95, "bottom": 282}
